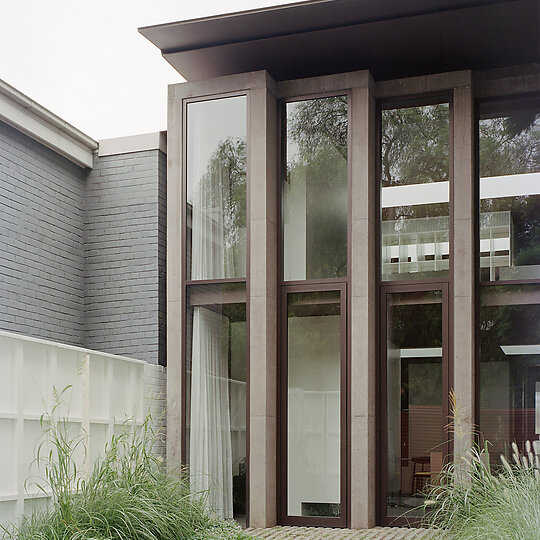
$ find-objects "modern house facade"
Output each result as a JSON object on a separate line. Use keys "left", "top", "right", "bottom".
{"left": 139, "top": 0, "right": 540, "bottom": 530}
{"left": 1, "top": 0, "right": 538, "bottom": 533}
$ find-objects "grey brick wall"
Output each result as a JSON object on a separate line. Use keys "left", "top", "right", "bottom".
{"left": 0, "top": 121, "right": 167, "bottom": 365}
{"left": 157, "top": 151, "right": 167, "bottom": 366}
{"left": 0, "top": 120, "right": 86, "bottom": 345}
{"left": 144, "top": 363, "right": 167, "bottom": 457}
{"left": 84, "top": 149, "right": 167, "bottom": 365}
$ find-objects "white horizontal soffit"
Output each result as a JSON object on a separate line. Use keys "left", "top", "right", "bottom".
{"left": 0, "top": 79, "right": 97, "bottom": 168}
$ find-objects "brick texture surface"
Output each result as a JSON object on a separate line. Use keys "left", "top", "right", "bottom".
{"left": 0, "top": 120, "right": 166, "bottom": 365}
{"left": 84, "top": 149, "right": 167, "bottom": 365}
{"left": 0, "top": 120, "right": 86, "bottom": 345}
{"left": 144, "top": 363, "right": 167, "bottom": 457}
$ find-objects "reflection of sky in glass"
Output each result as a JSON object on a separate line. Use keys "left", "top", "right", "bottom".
{"left": 187, "top": 96, "right": 247, "bottom": 204}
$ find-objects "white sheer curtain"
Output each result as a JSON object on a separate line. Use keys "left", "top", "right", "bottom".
{"left": 189, "top": 306, "right": 234, "bottom": 519}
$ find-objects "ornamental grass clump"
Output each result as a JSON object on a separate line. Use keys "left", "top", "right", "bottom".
{"left": 2, "top": 395, "right": 251, "bottom": 540}
{"left": 423, "top": 439, "right": 540, "bottom": 539}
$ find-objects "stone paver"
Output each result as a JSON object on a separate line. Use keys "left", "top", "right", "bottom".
{"left": 245, "top": 526, "right": 434, "bottom": 540}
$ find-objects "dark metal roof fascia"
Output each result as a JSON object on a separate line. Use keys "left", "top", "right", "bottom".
{"left": 138, "top": 0, "right": 510, "bottom": 55}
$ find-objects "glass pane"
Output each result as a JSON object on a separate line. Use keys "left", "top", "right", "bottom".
{"left": 287, "top": 290, "right": 341, "bottom": 517}
{"left": 186, "top": 283, "right": 247, "bottom": 523}
{"left": 283, "top": 97, "right": 348, "bottom": 281}
{"left": 385, "top": 290, "right": 444, "bottom": 519}
{"left": 187, "top": 96, "right": 247, "bottom": 280}
{"left": 381, "top": 104, "right": 450, "bottom": 281}
{"left": 479, "top": 284, "right": 540, "bottom": 459}
{"left": 479, "top": 102, "right": 539, "bottom": 281}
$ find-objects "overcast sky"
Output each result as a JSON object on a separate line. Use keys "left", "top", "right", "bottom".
{"left": 1, "top": 0, "right": 302, "bottom": 141}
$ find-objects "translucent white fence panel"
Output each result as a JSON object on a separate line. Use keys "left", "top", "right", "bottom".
{"left": 0, "top": 330, "right": 163, "bottom": 533}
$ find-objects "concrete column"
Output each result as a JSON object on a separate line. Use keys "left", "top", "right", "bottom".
{"left": 166, "top": 89, "right": 183, "bottom": 469}
{"left": 452, "top": 79, "right": 475, "bottom": 461}
{"left": 248, "top": 74, "right": 278, "bottom": 527}
{"left": 349, "top": 73, "right": 377, "bottom": 528}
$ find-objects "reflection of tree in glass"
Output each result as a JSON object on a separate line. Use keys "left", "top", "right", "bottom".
{"left": 382, "top": 105, "right": 449, "bottom": 187}
{"left": 479, "top": 112, "right": 539, "bottom": 268}
{"left": 287, "top": 97, "right": 348, "bottom": 279}
{"left": 289, "top": 97, "right": 347, "bottom": 161}
{"left": 389, "top": 299, "right": 443, "bottom": 408}
{"left": 479, "top": 296, "right": 539, "bottom": 364}
{"left": 390, "top": 303, "right": 443, "bottom": 350}
{"left": 199, "top": 136, "right": 246, "bottom": 256}
{"left": 479, "top": 112, "right": 539, "bottom": 177}
{"left": 381, "top": 105, "right": 449, "bottom": 223}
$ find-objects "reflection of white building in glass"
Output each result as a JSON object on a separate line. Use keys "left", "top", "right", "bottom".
{"left": 382, "top": 173, "right": 540, "bottom": 280}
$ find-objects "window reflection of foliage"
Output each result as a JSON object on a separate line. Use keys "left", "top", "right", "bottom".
{"left": 287, "top": 97, "right": 348, "bottom": 279}
{"left": 381, "top": 105, "right": 449, "bottom": 224}
{"left": 289, "top": 97, "right": 347, "bottom": 161}
{"left": 389, "top": 300, "right": 443, "bottom": 410}
{"left": 479, "top": 112, "right": 539, "bottom": 178}
{"left": 479, "top": 296, "right": 540, "bottom": 364}
{"left": 407, "top": 362, "right": 442, "bottom": 406}
{"left": 390, "top": 303, "right": 443, "bottom": 349}
{"left": 479, "top": 111, "right": 539, "bottom": 267}
{"left": 381, "top": 105, "right": 449, "bottom": 187}
{"left": 200, "top": 137, "right": 246, "bottom": 252}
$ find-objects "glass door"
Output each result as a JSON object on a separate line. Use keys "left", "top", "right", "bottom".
{"left": 279, "top": 284, "right": 347, "bottom": 527}
{"left": 379, "top": 284, "right": 449, "bottom": 526}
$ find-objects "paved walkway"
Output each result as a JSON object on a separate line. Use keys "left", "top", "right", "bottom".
{"left": 246, "top": 526, "right": 434, "bottom": 539}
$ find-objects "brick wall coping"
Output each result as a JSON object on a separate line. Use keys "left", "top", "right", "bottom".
{"left": 0, "top": 78, "right": 97, "bottom": 168}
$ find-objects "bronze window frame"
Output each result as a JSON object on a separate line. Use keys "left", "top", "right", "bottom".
{"left": 277, "top": 91, "right": 352, "bottom": 528}
{"left": 181, "top": 91, "right": 251, "bottom": 523}
{"left": 375, "top": 94, "right": 455, "bottom": 527}
{"left": 377, "top": 281, "right": 451, "bottom": 527}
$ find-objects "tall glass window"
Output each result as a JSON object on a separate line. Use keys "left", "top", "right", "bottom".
{"left": 479, "top": 285, "right": 540, "bottom": 457}
{"left": 185, "top": 94, "right": 248, "bottom": 523}
{"left": 186, "top": 283, "right": 247, "bottom": 521}
{"left": 478, "top": 98, "right": 540, "bottom": 462}
{"left": 384, "top": 290, "right": 445, "bottom": 519}
{"left": 283, "top": 96, "right": 348, "bottom": 281}
{"left": 380, "top": 103, "right": 450, "bottom": 281}
{"left": 286, "top": 290, "right": 343, "bottom": 518}
{"left": 187, "top": 96, "right": 247, "bottom": 280}
{"left": 478, "top": 101, "right": 539, "bottom": 281}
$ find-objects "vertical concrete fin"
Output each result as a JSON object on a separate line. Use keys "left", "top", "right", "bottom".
{"left": 350, "top": 73, "right": 377, "bottom": 529}
{"left": 248, "top": 74, "right": 279, "bottom": 528}
{"left": 452, "top": 80, "right": 476, "bottom": 461}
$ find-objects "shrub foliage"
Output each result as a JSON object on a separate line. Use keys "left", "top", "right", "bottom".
{"left": 2, "top": 397, "right": 251, "bottom": 540}
{"left": 423, "top": 441, "right": 540, "bottom": 540}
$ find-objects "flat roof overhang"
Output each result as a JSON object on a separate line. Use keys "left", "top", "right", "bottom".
{"left": 139, "top": 0, "right": 539, "bottom": 82}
